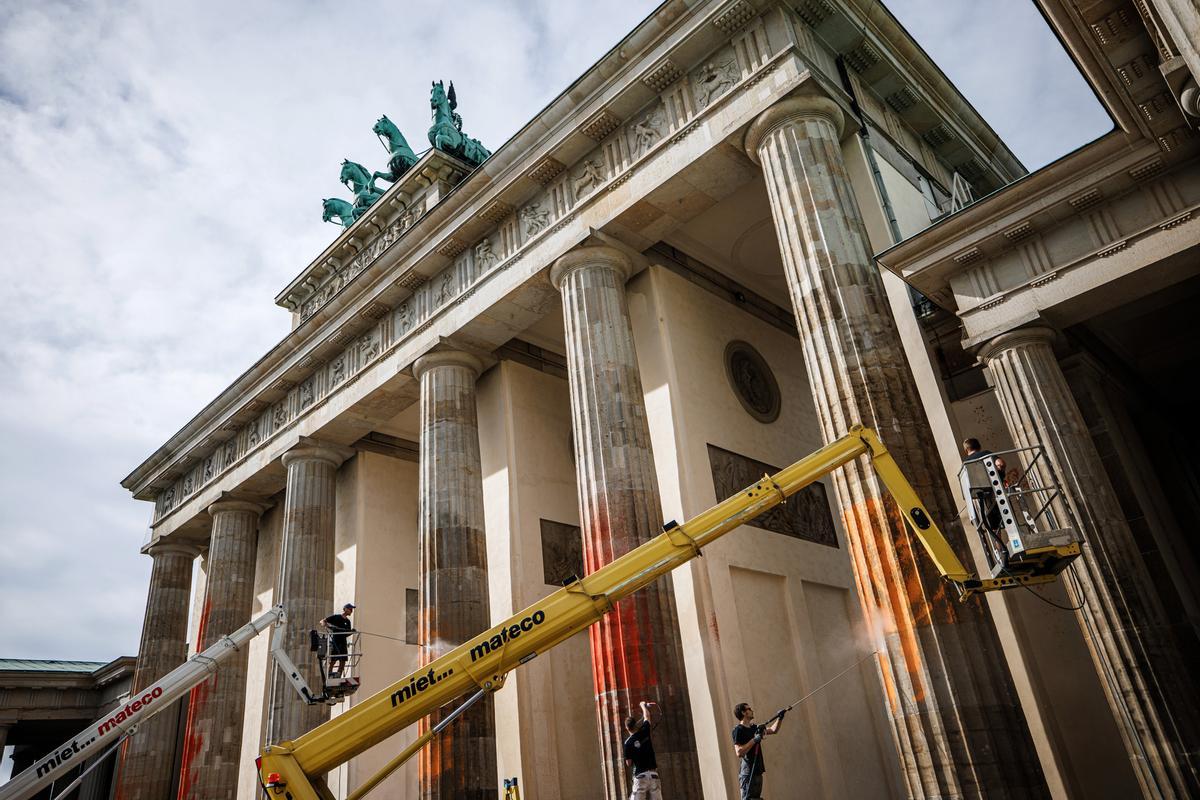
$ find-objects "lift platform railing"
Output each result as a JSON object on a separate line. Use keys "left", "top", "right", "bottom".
{"left": 0, "top": 606, "right": 284, "bottom": 800}
{"left": 312, "top": 630, "right": 362, "bottom": 702}
{"left": 959, "top": 444, "right": 1082, "bottom": 582}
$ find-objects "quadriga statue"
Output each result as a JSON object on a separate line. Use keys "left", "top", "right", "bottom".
{"left": 428, "top": 80, "right": 490, "bottom": 167}
{"left": 322, "top": 160, "right": 383, "bottom": 229}
{"left": 322, "top": 198, "right": 357, "bottom": 229}
{"left": 371, "top": 114, "right": 419, "bottom": 185}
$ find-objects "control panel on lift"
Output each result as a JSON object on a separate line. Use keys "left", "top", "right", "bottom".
{"left": 310, "top": 629, "right": 362, "bottom": 703}
{"left": 959, "top": 445, "right": 1082, "bottom": 590}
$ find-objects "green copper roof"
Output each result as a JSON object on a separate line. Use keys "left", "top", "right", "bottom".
{"left": 0, "top": 659, "right": 107, "bottom": 673}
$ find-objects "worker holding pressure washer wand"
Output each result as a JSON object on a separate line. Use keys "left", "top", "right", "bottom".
{"left": 731, "top": 702, "right": 786, "bottom": 800}
{"left": 727, "top": 649, "right": 878, "bottom": 798}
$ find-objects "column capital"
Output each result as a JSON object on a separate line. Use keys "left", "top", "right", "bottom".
{"left": 549, "top": 244, "right": 633, "bottom": 290}
{"left": 413, "top": 349, "right": 484, "bottom": 382}
{"left": 743, "top": 93, "right": 845, "bottom": 164}
{"left": 977, "top": 325, "right": 1057, "bottom": 362}
{"left": 280, "top": 438, "right": 353, "bottom": 471}
{"left": 206, "top": 497, "right": 267, "bottom": 518}
{"left": 146, "top": 540, "right": 200, "bottom": 559}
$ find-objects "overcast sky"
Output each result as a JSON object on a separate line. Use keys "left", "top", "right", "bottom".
{"left": 0, "top": 0, "right": 1111, "bottom": 665}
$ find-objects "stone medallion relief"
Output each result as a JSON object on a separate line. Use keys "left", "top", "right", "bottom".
{"left": 724, "top": 340, "right": 781, "bottom": 423}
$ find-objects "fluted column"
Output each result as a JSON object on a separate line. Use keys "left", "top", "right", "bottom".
{"left": 267, "top": 444, "right": 348, "bottom": 745}
{"left": 415, "top": 350, "right": 495, "bottom": 800}
{"left": 745, "top": 94, "right": 1046, "bottom": 798}
{"left": 980, "top": 327, "right": 1200, "bottom": 798}
{"left": 116, "top": 541, "right": 197, "bottom": 800}
{"left": 178, "top": 499, "right": 264, "bottom": 800}
{"left": 550, "top": 246, "right": 703, "bottom": 800}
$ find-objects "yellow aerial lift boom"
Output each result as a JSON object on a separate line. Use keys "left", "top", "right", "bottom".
{"left": 258, "top": 426, "right": 1079, "bottom": 799}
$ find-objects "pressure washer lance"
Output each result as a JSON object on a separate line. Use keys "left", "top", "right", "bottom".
{"left": 747, "top": 649, "right": 882, "bottom": 779}
{"left": 763, "top": 649, "right": 881, "bottom": 727}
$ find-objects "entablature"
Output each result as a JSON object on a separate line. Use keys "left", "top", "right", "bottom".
{"left": 877, "top": 130, "right": 1200, "bottom": 346}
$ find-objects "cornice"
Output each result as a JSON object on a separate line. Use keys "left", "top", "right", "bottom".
{"left": 875, "top": 131, "right": 1198, "bottom": 304}
{"left": 837, "top": 0, "right": 1025, "bottom": 183}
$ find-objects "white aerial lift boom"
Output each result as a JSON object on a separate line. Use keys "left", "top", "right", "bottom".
{"left": 0, "top": 605, "right": 284, "bottom": 800}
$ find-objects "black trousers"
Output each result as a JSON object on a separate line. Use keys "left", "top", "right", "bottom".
{"left": 739, "top": 768, "right": 763, "bottom": 800}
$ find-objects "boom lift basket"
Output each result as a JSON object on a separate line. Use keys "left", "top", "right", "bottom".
{"left": 310, "top": 629, "right": 362, "bottom": 703}
{"left": 958, "top": 445, "right": 1082, "bottom": 585}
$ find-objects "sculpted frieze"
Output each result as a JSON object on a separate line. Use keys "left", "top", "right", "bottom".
{"left": 707, "top": 444, "right": 837, "bottom": 547}
{"left": 692, "top": 54, "right": 739, "bottom": 109}
{"left": 435, "top": 268, "right": 457, "bottom": 305}
{"left": 299, "top": 199, "right": 427, "bottom": 322}
{"left": 629, "top": 103, "right": 667, "bottom": 157}
{"left": 572, "top": 159, "right": 606, "bottom": 199}
{"left": 358, "top": 331, "right": 380, "bottom": 364}
{"left": 475, "top": 237, "right": 498, "bottom": 271}
{"left": 396, "top": 300, "right": 414, "bottom": 335}
{"left": 521, "top": 204, "right": 551, "bottom": 237}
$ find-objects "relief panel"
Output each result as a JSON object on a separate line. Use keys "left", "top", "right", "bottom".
{"left": 691, "top": 47, "right": 741, "bottom": 111}
{"left": 540, "top": 519, "right": 585, "bottom": 586}
{"left": 571, "top": 144, "right": 610, "bottom": 202}
{"left": 707, "top": 445, "right": 838, "bottom": 547}
{"left": 627, "top": 102, "right": 669, "bottom": 159}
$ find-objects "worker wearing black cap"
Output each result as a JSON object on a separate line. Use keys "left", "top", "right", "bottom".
{"left": 731, "top": 702, "right": 785, "bottom": 799}
{"left": 319, "top": 603, "right": 356, "bottom": 677}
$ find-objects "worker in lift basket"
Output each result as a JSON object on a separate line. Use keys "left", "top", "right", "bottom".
{"left": 732, "top": 702, "right": 786, "bottom": 800}
{"left": 962, "top": 438, "right": 1013, "bottom": 538}
{"left": 319, "top": 603, "right": 355, "bottom": 677}
{"left": 623, "top": 700, "right": 662, "bottom": 799}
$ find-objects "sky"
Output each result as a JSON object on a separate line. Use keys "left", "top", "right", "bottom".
{"left": 0, "top": 0, "right": 1113, "bottom": 666}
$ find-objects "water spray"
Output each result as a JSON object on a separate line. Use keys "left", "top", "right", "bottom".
{"left": 763, "top": 649, "right": 881, "bottom": 725}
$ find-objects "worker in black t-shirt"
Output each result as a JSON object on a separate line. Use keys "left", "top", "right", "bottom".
{"left": 622, "top": 700, "right": 661, "bottom": 799}
{"left": 319, "top": 603, "right": 355, "bottom": 677}
{"left": 731, "top": 702, "right": 785, "bottom": 800}
{"left": 963, "top": 438, "right": 1010, "bottom": 542}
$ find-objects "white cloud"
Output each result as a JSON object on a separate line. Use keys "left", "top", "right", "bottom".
{"left": 0, "top": 0, "right": 1107, "bottom": 663}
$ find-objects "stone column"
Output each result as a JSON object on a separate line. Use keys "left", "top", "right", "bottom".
{"left": 550, "top": 246, "right": 703, "bottom": 800}
{"left": 414, "top": 351, "right": 496, "bottom": 800}
{"left": 116, "top": 541, "right": 197, "bottom": 800}
{"left": 744, "top": 94, "right": 1046, "bottom": 798}
{"left": 178, "top": 499, "right": 264, "bottom": 800}
{"left": 980, "top": 327, "right": 1200, "bottom": 798}
{"left": 267, "top": 443, "right": 348, "bottom": 745}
